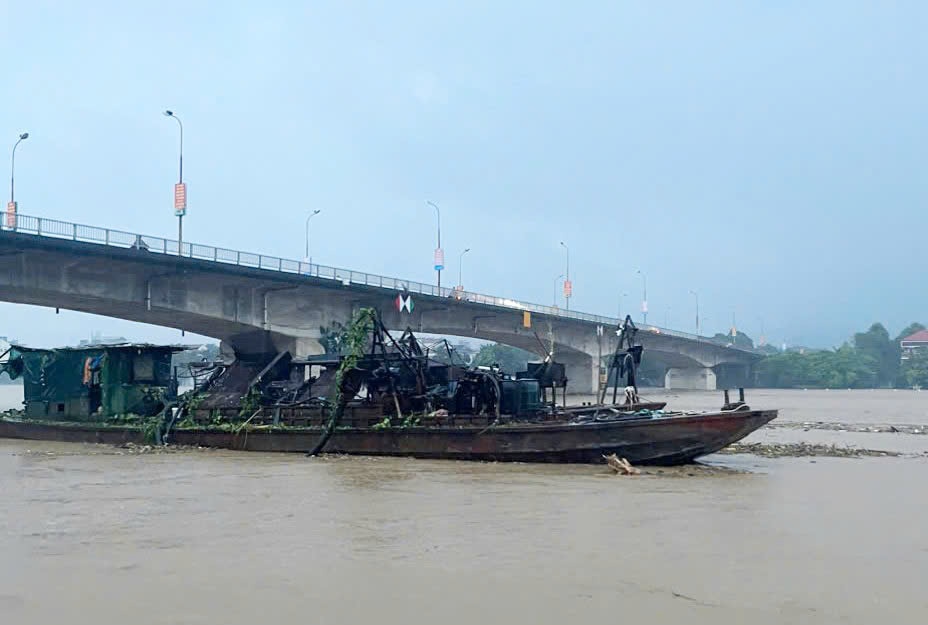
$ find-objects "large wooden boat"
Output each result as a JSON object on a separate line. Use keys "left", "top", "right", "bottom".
{"left": 0, "top": 313, "right": 776, "bottom": 465}
{"left": 0, "top": 406, "right": 775, "bottom": 464}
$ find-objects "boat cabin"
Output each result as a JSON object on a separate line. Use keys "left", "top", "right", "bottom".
{"left": 0, "top": 343, "right": 186, "bottom": 420}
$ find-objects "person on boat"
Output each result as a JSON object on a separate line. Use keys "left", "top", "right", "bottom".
{"left": 619, "top": 351, "right": 639, "bottom": 405}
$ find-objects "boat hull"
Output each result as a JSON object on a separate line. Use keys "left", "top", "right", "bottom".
{"left": 0, "top": 409, "right": 776, "bottom": 465}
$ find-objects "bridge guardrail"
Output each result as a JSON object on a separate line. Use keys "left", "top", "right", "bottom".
{"left": 1, "top": 213, "right": 757, "bottom": 354}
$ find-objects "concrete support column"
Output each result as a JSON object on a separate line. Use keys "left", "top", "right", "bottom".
{"left": 219, "top": 340, "right": 237, "bottom": 364}
{"left": 292, "top": 337, "right": 325, "bottom": 358}
{"left": 714, "top": 363, "right": 752, "bottom": 389}
{"left": 664, "top": 366, "right": 717, "bottom": 390}
{"left": 560, "top": 352, "right": 598, "bottom": 395}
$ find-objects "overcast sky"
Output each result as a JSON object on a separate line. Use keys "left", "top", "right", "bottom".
{"left": 1, "top": 1, "right": 926, "bottom": 349}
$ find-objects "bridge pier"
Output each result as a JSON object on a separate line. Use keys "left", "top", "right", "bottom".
{"left": 220, "top": 335, "right": 324, "bottom": 363}
{"left": 664, "top": 367, "right": 717, "bottom": 390}
{"left": 714, "top": 363, "right": 752, "bottom": 389}
{"left": 560, "top": 352, "right": 598, "bottom": 395}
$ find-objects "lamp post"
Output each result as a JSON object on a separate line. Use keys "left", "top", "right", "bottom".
{"left": 8, "top": 132, "right": 29, "bottom": 229}
{"left": 618, "top": 292, "right": 628, "bottom": 320}
{"left": 426, "top": 200, "right": 443, "bottom": 288}
{"left": 458, "top": 247, "right": 470, "bottom": 289}
{"left": 8, "top": 132, "right": 28, "bottom": 228}
{"left": 305, "top": 209, "right": 321, "bottom": 264}
{"left": 10, "top": 132, "right": 28, "bottom": 209}
{"left": 559, "top": 241, "right": 570, "bottom": 310}
{"left": 553, "top": 273, "right": 564, "bottom": 307}
{"left": 163, "top": 110, "right": 185, "bottom": 254}
{"left": 689, "top": 289, "right": 700, "bottom": 337}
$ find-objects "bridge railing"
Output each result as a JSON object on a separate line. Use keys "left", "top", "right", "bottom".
{"left": 2, "top": 213, "right": 756, "bottom": 354}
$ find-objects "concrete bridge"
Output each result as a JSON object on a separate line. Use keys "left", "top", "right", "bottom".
{"left": 0, "top": 214, "right": 760, "bottom": 392}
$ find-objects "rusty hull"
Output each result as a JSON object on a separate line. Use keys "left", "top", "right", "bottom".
{"left": 0, "top": 410, "right": 776, "bottom": 465}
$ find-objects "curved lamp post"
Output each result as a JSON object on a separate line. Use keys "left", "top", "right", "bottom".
{"left": 689, "top": 289, "right": 700, "bottom": 337}
{"left": 559, "top": 241, "right": 570, "bottom": 310}
{"left": 10, "top": 132, "right": 28, "bottom": 205}
{"left": 426, "top": 200, "right": 442, "bottom": 288}
{"left": 458, "top": 247, "right": 470, "bottom": 289}
{"left": 305, "top": 209, "right": 321, "bottom": 263}
{"left": 618, "top": 291, "right": 628, "bottom": 320}
{"left": 163, "top": 110, "right": 184, "bottom": 254}
{"left": 637, "top": 269, "right": 647, "bottom": 324}
{"left": 8, "top": 133, "right": 29, "bottom": 227}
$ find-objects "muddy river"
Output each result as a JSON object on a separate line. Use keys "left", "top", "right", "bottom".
{"left": 2, "top": 387, "right": 927, "bottom": 624}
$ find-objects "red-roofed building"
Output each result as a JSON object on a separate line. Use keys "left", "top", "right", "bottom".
{"left": 900, "top": 330, "right": 928, "bottom": 360}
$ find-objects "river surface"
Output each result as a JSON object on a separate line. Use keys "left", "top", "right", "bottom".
{"left": 2, "top": 387, "right": 928, "bottom": 624}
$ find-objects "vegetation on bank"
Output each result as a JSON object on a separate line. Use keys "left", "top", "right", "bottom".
{"left": 754, "top": 322, "right": 926, "bottom": 389}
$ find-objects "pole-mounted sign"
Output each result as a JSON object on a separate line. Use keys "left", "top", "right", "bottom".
{"left": 174, "top": 183, "right": 187, "bottom": 217}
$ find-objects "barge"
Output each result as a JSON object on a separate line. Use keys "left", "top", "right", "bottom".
{"left": 0, "top": 312, "right": 776, "bottom": 465}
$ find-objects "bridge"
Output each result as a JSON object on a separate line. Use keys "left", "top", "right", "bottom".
{"left": 0, "top": 214, "right": 759, "bottom": 392}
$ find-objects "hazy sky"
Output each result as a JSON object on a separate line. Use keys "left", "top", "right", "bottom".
{"left": 1, "top": 1, "right": 926, "bottom": 349}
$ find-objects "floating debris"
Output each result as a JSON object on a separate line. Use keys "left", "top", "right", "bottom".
{"left": 771, "top": 422, "right": 927, "bottom": 435}
{"left": 604, "top": 453, "right": 641, "bottom": 475}
{"left": 720, "top": 442, "right": 900, "bottom": 458}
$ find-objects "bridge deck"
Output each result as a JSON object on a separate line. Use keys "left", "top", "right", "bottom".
{"left": 1, "top": 213, "right": 755, "bottom": 355}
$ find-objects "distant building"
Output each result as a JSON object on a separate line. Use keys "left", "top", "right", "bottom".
{"left": 78, "top": 332, "right": 128, "bottom": 347}
{"left": 900, "top": 330, "right": 928, "bottom": 361}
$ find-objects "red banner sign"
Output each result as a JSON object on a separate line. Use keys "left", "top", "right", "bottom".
{"left": 5, "top": 201, "right": 16, "bottom": 228}
{"left": 174, "top": 183, "right": 187, "bottom": 216}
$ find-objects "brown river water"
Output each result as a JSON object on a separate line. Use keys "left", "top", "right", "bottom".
{"left": 2, "top": 386, "right": 928, "bottom": 624}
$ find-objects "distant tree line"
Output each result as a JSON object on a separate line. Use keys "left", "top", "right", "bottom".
{"left": 754, "top": 322, "right": 926, "bottom": 389}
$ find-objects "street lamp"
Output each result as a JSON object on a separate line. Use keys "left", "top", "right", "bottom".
{"left": 305, "top": 209, "right": 321, "bottom": 264}
{"left": 553, "top": 273, "right": 564, "bottom": 307}
{"left": 162, "top": 110, "right": 185, "bottom": 254}
{"left": 426, "top": 200, "right": 443, "bottom": 289}
{"left": 559, "top": 241, "right": 570, "bottom": 310}
{"left": 637, "top": 269, "right": 647, "bottom": 324}
{"left": 689, "top": 289, "right": 700, "bottom": 337}
{"left": 458, "top": 247, "right": 470, "bottom": 289}
{"left": 9, "top": 132, "right": 29, "bottom": 224}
